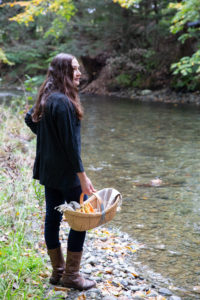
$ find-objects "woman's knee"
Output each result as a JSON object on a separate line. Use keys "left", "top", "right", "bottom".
{"left": 45, "top": 212, "right": 62, "bottom": 228}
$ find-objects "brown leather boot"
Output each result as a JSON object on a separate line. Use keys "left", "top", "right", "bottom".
{"left": 48, "top": 246, "right": 65, "bottom": 285}
{"left": 61, "top": 250, "right": 96, "bottom": 290}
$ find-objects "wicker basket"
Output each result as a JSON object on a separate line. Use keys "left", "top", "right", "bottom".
{"left": 63, "top": 191, "right": 120, "bottom": 231}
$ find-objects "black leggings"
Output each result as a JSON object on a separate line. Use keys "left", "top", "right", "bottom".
{"left": 44, "top": 185, "right": 86, "bottom": 252}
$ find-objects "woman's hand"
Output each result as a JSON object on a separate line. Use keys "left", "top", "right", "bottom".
{"left": 77, "top": 172, "right": 96, "bottom": 195}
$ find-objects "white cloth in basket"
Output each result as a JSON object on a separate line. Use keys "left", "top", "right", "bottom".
{"left": 94, "top": 188, "right": 122, "bottom": 211}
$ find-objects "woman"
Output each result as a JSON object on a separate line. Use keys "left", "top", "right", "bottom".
{"left": 25, "top": 53, "right": 96, "bottom": 290}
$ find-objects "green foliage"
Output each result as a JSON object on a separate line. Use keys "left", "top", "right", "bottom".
{"left": 1, "top": 0, "right": 200, "bottom": 91}
{"left": 0, "top": 106, "right": 48, "bottom": 299}
{"left": 33, "top": 179, "right": 45, "bottom": 208}
{"left": 24, "top": 75, "right": 44, "bottom": 92}
{"left": 115, "top": 73, "right": 132, "bottom": 87}
{"left": 169, "top": 0, "right": 200, "bottom": 90}
{"left": 171, "top": 49, "right": 200, "bottom": 91}
{"left": 107, "top": 48, "right": 158, "bottom": 88}
{"left": 169, "top": 1, "right": 200, "bottom": 35}
{"left": 2, "top": 0, "right": 76, "bottom": 26}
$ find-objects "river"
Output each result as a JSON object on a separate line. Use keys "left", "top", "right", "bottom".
{"left": 1, "top": 90, "right": 200, "bottom": 299}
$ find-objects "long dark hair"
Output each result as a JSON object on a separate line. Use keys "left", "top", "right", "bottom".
{"left": 32, "top": 53, "right": 83, "bottom": 122}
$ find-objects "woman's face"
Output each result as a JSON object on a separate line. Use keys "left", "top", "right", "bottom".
{"left": 72, "top": 58, "right": 81, "bottom": 87}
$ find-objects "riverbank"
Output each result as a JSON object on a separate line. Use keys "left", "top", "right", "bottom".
{"left": 82, "top": 87, "right": 200, "bottom": 106}
{"left": 1, "top": 84, "right": 200, "bottom": 107}
{"left": 0, "top": 107, "right": 184, "bottom": 300}
{"left": 0, "top": 106, "right": 183, "bottom": 299}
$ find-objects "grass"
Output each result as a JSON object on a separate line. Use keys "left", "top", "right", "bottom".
{"left": 0, "top": 105, "right": 50, "bottom": 299}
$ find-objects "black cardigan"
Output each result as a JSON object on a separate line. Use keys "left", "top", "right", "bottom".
{"left": 25, "top": 92, "right": 84, "bottom": 190}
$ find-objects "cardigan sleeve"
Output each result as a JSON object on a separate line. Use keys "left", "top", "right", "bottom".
{"left": 24, "top": 107, "right": 38, "bottom": 135}
{"left": 53, "top": 98, "right": 84, "bottom": 173}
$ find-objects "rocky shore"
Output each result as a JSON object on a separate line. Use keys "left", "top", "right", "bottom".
{"left": 81, "top": 86, "right": 200, "bottom": 106}
{"left": 0, "top": 85, "right": 200, "bottom": 107}
{"left": 44, "top": 224, "right": 181, "bottom": 300}
{"left": 107, "top": 88, "right": 200, "bottom": 106}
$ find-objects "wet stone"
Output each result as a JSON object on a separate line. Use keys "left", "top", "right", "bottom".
{"left": 159, "top": 287, "right": 173, "bottom": 296}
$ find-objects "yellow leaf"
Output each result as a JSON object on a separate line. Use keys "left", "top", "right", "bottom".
{"left": 54, "top": 286, "right": 69, "bottom": 292}
{"left": 16, "top": 211, "right": 19, "bottom": 216}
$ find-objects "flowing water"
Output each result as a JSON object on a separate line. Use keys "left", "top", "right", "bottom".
{"left": 81, "top": 95, "right": 200, "bottom": 299}
{"left": 1, "top": 90, "right": 200, "bottom": 299}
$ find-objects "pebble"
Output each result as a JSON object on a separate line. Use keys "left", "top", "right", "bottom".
{"left": 146, "top": 291, "right": 159, "bottom": 297}
{"left": 100, "top": 236, "right": 108, "bottom": 242}
{"left": 159, "top": 287, "right": 173, "bottom": 296}
{"left": 120, "top": 279, "right": 128, "bottom": 286}
{"left": 43, "top": 225, "right": 181, "bottom": 300}
{"left": 83, "top": 268, "right": 92, "bottom": 274}
{"left": 130, "top": 285, "right": 140, "bottom": 292}
{"left": 86, "top": 256, "right": 96, "bottom": 265}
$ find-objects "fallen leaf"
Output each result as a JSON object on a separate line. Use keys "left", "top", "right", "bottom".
{"left": 54, "top": 286, "right": 69, "bottom": 292}
{"left": 77, "top": 294, "right": 86, "bottom": 300}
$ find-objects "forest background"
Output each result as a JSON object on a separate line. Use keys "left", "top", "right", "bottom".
{"left": 0, "top": 0, "right": 200, "bottom": 95}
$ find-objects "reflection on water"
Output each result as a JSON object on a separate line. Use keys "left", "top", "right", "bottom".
{"left": 81, "top": 95, "right": 200, "bottom": 299}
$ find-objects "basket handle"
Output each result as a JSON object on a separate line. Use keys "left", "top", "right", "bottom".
{"left": 80, "top": 193, "right": 106, "bottom": 222}
{"left": 80, "top": 193, "right": 85, "bottom": 205}
{"left": 80, "top": 192, "right": 103, "bottom": 210}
